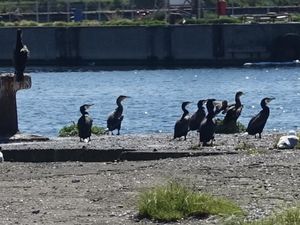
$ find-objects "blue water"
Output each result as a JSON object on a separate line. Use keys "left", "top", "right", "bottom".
{"left": 3, "top": 67, "right": 299, "bottom": 137}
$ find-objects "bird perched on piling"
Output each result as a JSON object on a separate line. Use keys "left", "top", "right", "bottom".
{"left": 77, "top": 104, "right": 93, "bottom": 142}
{"left": 246, "top": 97, "right": 275, "bottom": 138}
{"left": 189, "top": 100, "right": 206, "bottom": 131}
{"left": 107, "top": 95, "right": 130, "bottom": 135}
{"left": 223, "top": 91, "right": 244, "bottom": 125}
{"left": 13, "top": 29, "right": 29, "bottom": 82}
{"left": 174, "top": 101, "right": 192, "bottom": 140}
{"left": 199, "top": 99, "right": 217, "bottom": 146}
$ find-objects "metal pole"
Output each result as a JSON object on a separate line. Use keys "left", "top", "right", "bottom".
{"left": 97, "top": 1, "right": 101, "bottom": 21}
{"left": 130, "top": 0, "right": 134, "bottom": 20}
{"left": 200, "top": 0, "right": 204, "bottom": 18}
{"left": 164, "top": 0, "right": 169, "bottom": 23}
{"left": 47, "top": 0, "right": 50, "bottom": 22}
{"left": 85, "top": 2, "right": 88, "bottom": 20}
{"left": 67, "top": 1, "right": 70, "bottom": 22}
{"left": 35, "top": 0, "right": 39, "bottom": 22}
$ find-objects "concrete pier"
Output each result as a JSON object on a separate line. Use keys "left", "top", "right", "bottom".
{"left": 0, "top": 73, "right": 31, "bottom": 137}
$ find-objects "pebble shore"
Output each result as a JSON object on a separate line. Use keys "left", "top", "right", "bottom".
{"left": 0, "top": 132, "right": 299, "bottom": 225}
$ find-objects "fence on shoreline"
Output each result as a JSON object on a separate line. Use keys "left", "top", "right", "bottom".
{"left": 0, "top": 1, "right": 299, "bottom": 23}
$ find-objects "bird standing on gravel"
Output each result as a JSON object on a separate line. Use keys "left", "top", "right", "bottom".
{"left": 174, "top": 101, "right": 192, "bottom": 140}
{"left": 246, "top": 97, "right": 275, "bottom": 138}
{"left": 189, "top": 100, "right": 206, "bottom": 132}
{"left": 107, "top": 95, "right": 130, "bottom": 135}
{"left": 77, "top": 104, "right": 93, "bottom": 142}
{"left": 199, "top": 99, "right": 217, "bottom": 146}
{"left": 223, "top": 91, "right": 244, "bottom": 125}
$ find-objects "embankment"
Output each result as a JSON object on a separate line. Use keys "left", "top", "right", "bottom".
{"left": 1, "top": 24, "right": 300, "bottom": 67}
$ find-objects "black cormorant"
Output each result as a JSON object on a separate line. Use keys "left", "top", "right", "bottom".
{"left": 246, "top": 97, "right": 275, "bottom": 138}
{"left": 107, "top": 95, "right": 130, "bottom": 135}
{"left": 223, "top": 91, "right": 244, "bottom": 125}
{"left": 189, "top": 100, "right": 206, "bottom": 131}
{"left": 13, "top": 29, "right": 29, "bottom": 82}
{"left": 77, "top": 104, "right": 93, "bottom": 142}
{"left": 174, "top": 101, "right": 191, "bottom": 140}
{"left": 199, "top": 99, "right": 216, "bottom": 146}
{"left": 214, "top": 100, "right": 228, "bottom": 115}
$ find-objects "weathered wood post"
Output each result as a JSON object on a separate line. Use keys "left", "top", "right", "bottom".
{"left": 0, "top": 73, "right": 31, "bottom": 137}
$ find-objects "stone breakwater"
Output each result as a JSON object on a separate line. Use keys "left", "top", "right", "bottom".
{"left": 0, "top": 133, "right": 299, "bottom": 225}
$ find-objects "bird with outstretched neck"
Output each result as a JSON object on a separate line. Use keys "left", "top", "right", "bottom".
{"left": 189, "top": 100, "right": 206, "bottom": 131}
{"left": 199, "top": 99, "right": 217, "bottom": 146}
{"left": 77, "top": 104, "right": 93, "bottom": 142}
{"left": 13, "top": 29, "right": 29, "bottom": 82}
{"left": 107, "top": 95, "right": 130, "bottom": 135}
{"left": 223, "top": 91, "right": 244, "bottom": 125}
{"left": 246, "top": 97, "right": 275, "bottom": 138}
{"left": 174, "top": 101, "right": 192, "bottom": 140}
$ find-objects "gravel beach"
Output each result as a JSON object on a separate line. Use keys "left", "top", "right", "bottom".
{"left": 0, "top": 132, "right": 299, "bottom": 225}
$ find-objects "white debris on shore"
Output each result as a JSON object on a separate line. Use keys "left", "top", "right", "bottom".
{"left": 276, "top": 130, "right": 299, "bottom": 149}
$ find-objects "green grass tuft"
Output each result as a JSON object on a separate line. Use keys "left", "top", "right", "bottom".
{"left": 58, "top": 122, "right": 106, "bottom": 137}
{"left": 226, "top": 206, "right": 300, "bottom": 225}
{"left": 138, "top": 182, "right": 243, "bottom": 222}
{"left": 215, "top": 119, "right": 246, "bottom": 134}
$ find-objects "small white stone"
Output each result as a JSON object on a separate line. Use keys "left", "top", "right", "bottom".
{"left": 277, "top": 131, "right": 299, "bottom": 149}
{"left": 0, "top": 151, "right": 3, "bottom": 163}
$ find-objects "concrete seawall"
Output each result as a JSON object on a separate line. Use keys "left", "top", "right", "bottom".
{"left": 1, "top": 24, "right": 300, "bottom": 67}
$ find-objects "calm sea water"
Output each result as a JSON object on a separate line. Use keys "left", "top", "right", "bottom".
{"left": 2, "top": 66, "right": 299, "bottom": 137}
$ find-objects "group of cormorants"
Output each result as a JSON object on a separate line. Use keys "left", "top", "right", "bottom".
{"left": 77, "top": 91, "right": 274, "bottom": 144}
{"left": 77, "top": 95, "right": 129, "bottom": 142}
{"left": 174, "top": 91, "right": 275, "bottom": 146}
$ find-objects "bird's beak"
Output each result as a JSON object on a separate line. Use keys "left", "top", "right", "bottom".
{"left": 266, "top": 97, "right": 275, "bottom": 104}
{"left": 86, "top": 104, "right": 94, "bottom": 109}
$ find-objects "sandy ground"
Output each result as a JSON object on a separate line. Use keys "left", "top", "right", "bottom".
{"left": 0, "top": 132, "right": 300, "bottom": 225}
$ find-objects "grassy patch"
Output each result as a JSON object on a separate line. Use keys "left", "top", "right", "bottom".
{"left": 215, "top": 119, "right": 246, "bottom": 134}
{"left": 185, "top": 16, "right": 242, "bottom": 25}
{"left": 58, "top": 122, "right": 106, "bottom": 137}
{"left": 225, "top": 206, "right": 300, "bottom": 225}
{"left": 137, "top": 182, "right": 243, "bottom": 222}
{"left": 235, "top": 141, "right": 256, "bottom": 151}
{"left": 234, "top": 141, "right": 266, "bottom": 155}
